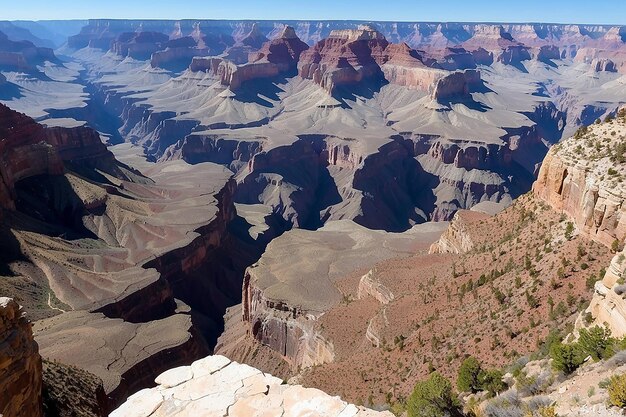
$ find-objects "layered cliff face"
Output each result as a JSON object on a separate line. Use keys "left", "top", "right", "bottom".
{"left": 297, "top": 25, "right": 390, "bottom": 95}
{"left": 0, "top": 297, "right": 43, "bottom": 417}
{"left": 110, "top": 355, "right": 392, "bottom": 417}
{"left": 220, "top": 191, "right": 613, "bottom": 406}
{"left": 0, "top": 103, "right": 256, "bottom": 409}
{"left": 111, "top": 31, "right": 169, "bottom": 60}
{"left": 66, "top": 20, "right": 626, "bottom": 52}
{"left": 533, "top": 115, "right": 626, "bottom": 247}
{"left": 0, "top": 30, "right": 58, "bottom": 71}
{"left": 50, "top": 19, "right": 625, "bottom": 236}
{"left": 534, "top": 111, "right": 626, "bottom": 339}
{"left": 428, "top": 209, "right": 490, "bottom": 254}
{"left": 223, "top": 221, "right": 448, "bottom": 370}
{"left": 0, "top": 103, "right": 121, "bottom": 211}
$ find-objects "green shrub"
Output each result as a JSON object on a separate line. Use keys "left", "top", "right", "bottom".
{"left": 480, "top": 369, "right": 506, "bottom": 396}
{"left": 407, "top": 372, "right": 462, "bottom": 417}
{"left": 457, "top": 356, "right": 482, "bottom": 393}
{"left": 550, "top": 342, "right": 584, "bottom": 374}
{"left": 608, "top": 374, "right": 626, "bottom": 408}
{"left": 613, "top": 239, "right": 621, "bottom": 253}
{"left": 578, "top": 326, "right": 613, "bottom": 361}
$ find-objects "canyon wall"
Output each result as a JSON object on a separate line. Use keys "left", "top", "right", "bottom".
{"left": 534, "top": 112, "right": 626, "bottom": 338}
{"left": 0, "top": 298, "right": 43, "bottom": 417}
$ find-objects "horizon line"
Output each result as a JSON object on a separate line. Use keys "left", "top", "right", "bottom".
{"left": 7, "top": 18, "right": 625, "bottom": 26}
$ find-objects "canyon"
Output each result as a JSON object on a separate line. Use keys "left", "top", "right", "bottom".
{"left": 0, "top": 17, "right": 625, "bottom": 417}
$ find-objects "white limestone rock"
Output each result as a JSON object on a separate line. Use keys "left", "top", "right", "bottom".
{"left": 110, "top": 355, "right": 393, "bottom": 417}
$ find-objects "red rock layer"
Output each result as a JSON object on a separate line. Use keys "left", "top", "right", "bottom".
{"left": 0, "top": 103, "right": 116, "bottom": 211}
{"left": 0, "top": 298, "right": 43, "bottom": 417}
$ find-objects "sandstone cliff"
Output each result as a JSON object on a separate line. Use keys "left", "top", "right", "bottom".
{"left": 0, "top": 297, "right": 43, "bottom": 417}
{"left": 429, "top": 209, "right": 490, "bottom": 254}
{"left": 0, "top": 103, "right": 123, "bottom": 211}
{"left": 533, "top": 116, "right": 626, "bottom": 247}
{"left": 190, "top": 26, "right": 308, "bottom": 91}
{"left": 534, "top": 112, "right": 626, "bottom": 338}
{"left": 111, "top": 31, "right": 169, "bottom": 60}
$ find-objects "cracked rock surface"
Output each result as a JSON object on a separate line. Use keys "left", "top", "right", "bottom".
{"left": 110, "top": 355, "right": 392, "bottom": 417}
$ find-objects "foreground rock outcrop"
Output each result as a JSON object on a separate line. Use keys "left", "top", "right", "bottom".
{"left": 533, "top": 113, "right": 626, "bottom": 247}
{"left": 110, "top": 355, "right": 392, "bottom": 417}
{"left": 0, "top": 297, "right": 43, "bottom": 417}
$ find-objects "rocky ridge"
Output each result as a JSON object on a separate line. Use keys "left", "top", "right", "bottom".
{"left": 532, "top": 110, "right": 626, "bottom": 339}
{"left": 0, "top": 297, "right": 42, "bottom": 417}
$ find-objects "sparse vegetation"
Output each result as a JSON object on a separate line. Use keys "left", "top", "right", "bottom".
{"left": 407, "top": 372, "right": 462, "bottom": 417}
{"left": 608, "top": 373, "right": 626, "bottom": 408}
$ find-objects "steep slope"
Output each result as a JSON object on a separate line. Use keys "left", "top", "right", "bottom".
{"left": 533, "top": 110, "right": 626, "bottom": 339}
{"left": 217, "top": 115, "right": 626, "bottom": 408}
{"left": 0, "top": 103, "right": 256, "bottom": 409}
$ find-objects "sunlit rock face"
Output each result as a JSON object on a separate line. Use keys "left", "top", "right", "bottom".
{"left": 110, "top": 355, "right": 392, "bottom": 417}
{"left": 0, "top": 298, "right": 43, "bottom": 417}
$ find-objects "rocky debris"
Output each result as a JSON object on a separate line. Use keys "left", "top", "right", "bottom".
{"left": 429, "top": 209, "right": 490, "bottom": 254}
{"left": 110, "top": 355, "right": 392, "bottom": 417}
{"left": 0, "top": 297, "right": 43, "bottom": 417}
{"left": 42, "top": 359, "right": 109, "bottom": 417}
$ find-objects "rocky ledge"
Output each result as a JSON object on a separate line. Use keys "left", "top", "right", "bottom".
{"left": 0, "top": 297, "right": 43, "bottom": 417}
{"left": 110, "top": 355, "right": 391, "bottom": 417}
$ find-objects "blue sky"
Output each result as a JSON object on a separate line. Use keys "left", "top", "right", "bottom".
{"left": 5, "top": 0, "right": 626, "bottom": 24}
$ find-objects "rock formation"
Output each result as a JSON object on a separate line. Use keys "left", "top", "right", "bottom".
{"left": 0, "top": 298, "right": 43, "bottom": 417}
{"left": 430, "top": 69, "right": 483, "bottom": 102}
{"left": 460, "top": 25, "right": 531, "bottom": 66}
{"left": 429, "top": 209, "right": 489, "bottom": 254}
{"left": 0, "top": 103, "right": 254, "bottom": 409}
{"left": 579, "top": 248, "right": 626, "bottom": 337}
{"left": 189, "top": 26, "right": 309, "bottom": 91}
{"left": 111, "top": 31, "right": 169, "bottom": 60}
{"left": 0, "top": 30, "right": 58, "bottom": 71}
{"left": 533, "top": 117, "right": 626, "bottom": 247}
{"left": 235, "top": 221, "right": 447, "bottom": 369}
{"left": 110, "top": 355, "right": 392, "bottom": 417}
{"left": 534, "top": 112, "right": 626, "bottom": 340}
{"left": 297, "top": 24, "right": 390, "bottom": 95}
{"left": 0, "top": 103, "right": 120, "bottom": 211}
